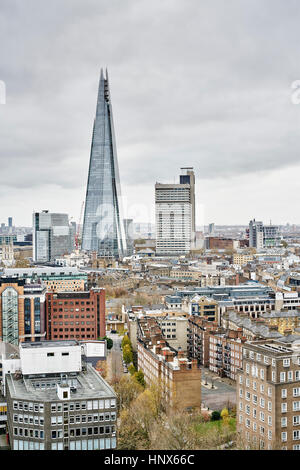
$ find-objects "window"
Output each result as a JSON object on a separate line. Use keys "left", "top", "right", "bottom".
{"left": 281, "top": 417, "right": 287, "bottom": 427}
{"left": 293, "top": 416, "right": 300, "bottom": 426}
{"left": 280, "top": 372, "right": 286, "bottom": 383}
{"left": 282, "top": 403, "right": 287, "bottom": 413}
{"left": 47, "top": 352, "right": 54, "bottom": 357}
{"left": 268, "top": 402, "right": 272, "bottom": 412}
{"left": 294, "top": 430, "right": 300, "bottom": 441}
{"left": 294, "top": 401, "right": 300, "bottom": 412}
{"left": 268, "top": 416, "right": 272, "bottom": 426}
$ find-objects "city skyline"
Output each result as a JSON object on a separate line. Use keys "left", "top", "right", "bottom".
{"left": 1, "top": 1, "right": 300, "bottom": 227}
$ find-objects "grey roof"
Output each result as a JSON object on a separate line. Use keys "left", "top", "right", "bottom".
{"left": 6, "top": 363, "right": 116, "bottom": 401}
{"left": 227, "top": 311, "right": 283, "bottom": 339}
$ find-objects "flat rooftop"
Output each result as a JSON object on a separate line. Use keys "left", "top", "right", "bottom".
{"left": 6, "top": 363, "right": 116, "bottom": 401}
{"left": 20, "top": 340, "right": 79, "bottom": 349}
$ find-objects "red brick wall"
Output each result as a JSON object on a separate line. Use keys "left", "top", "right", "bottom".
{"left": 45, "top": 289, "right": 106, "bottom": 341}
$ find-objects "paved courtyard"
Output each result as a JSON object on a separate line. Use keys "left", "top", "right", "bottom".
{"left": 200, "top": 369, "right": 236, "bottom": 411}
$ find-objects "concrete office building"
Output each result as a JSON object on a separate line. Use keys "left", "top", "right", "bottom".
{"left": 155, "top": 168, "right": 195, "bottom": 255}
{"left": 5, "top": 340, "right": 117, "bottom": 451}
{"left": 249, "top": 219, "right": 281, "bottom": 249}
{"left": 33, "top": 211, "right": 75, "bottom": 263}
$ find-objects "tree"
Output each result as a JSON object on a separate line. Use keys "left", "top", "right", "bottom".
{"left": 121, "top": 335, "right": 131, "bottom": 349}
{"left": 98, "top": 336, "right": 113, "bottom": 350}
{"left": 211, "top": 410, "right": 221, "bottom": 421}
{"left": 128, "top": 364, "right": 136, "bottom": 375}
{"left": 114, "top": 375, "right": 144, "bottom": 411}
{"left": 123, "top": 344, "right": 133, "bottom": 364}
{"left": 220, "top": 408, "right": 229, "bottom": 423}
{"left": 134, "top": 370, "right": 146, "bottom": 388}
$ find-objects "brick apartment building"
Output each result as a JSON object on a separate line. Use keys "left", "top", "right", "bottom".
{"left": 208, "top": 329, "right": 246, "bottom": 380}
{"left": 137, "top": 317, "right": 202, "bottom": 409}
{"left": 237, "top": 339, "right": 300, "bottom": 450}
{"left": 187, "top": 317, "right": 219, "bottom": 366}
{"left": 205, "top": 237, "right": 239, "bottom": 250}
{"left": 45, "top": 289, "right": 105, "bottom": 341}
{"left": 187, "top": 316, "right": 246, "bottom": 380}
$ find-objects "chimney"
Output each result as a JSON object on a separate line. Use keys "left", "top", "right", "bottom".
{"left": 283, "top": 329, "right": 293, "bottom": 337}
{"left": 177, "top": 349, "right": 185, "bottom": 358}
{"left": 163, "top": 349, "right": 174, "bottom": 363}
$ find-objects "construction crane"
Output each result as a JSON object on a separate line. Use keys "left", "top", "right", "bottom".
{"left": 75, "top": 200, "right": 85, "bottom": 251}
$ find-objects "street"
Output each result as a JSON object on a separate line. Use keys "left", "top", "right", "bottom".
{"left": 106, "top": 332, "right": 124, "bottom": 384}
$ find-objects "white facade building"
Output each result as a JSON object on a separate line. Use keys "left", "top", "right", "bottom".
{"left": 155, "top": 169, "right": 195, "bottom": 255}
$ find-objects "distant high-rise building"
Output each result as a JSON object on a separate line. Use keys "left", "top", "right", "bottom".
{"left": 123, "top": 218, "right": 134, "bottom": 256}
{"left": 208, "top": 223, "right": 215, "bottom": 235}
{"left": 249, "top": 219, "right": 264, "bottom": 249}
{"left": 82, "top": 69, "right": 127, "bottom": 258}
{"left": 8, "top": 217, "right": 12, "bottom": 228}
{"left": 33, "top": 210, "right": 75, "bottom": 263}
{"left": 249, "top": 219, "right": 281, "bottom": 249}
{"left": 155, "top": 168, "right": 195, "bottom": 255}
{"left": 180, "top": 168, "right": 196, "bottom": 246}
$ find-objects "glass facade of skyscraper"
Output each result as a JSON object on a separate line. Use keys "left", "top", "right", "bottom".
{"left": 82, "top": 69, "right": 126, "bottom": 258}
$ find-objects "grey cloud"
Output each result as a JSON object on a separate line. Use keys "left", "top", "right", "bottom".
{"left": 0, "top": 0, "right": 300, "bottom": 224}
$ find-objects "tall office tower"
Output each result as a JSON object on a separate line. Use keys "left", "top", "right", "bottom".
{"left": 180, "top": 168, "right": 196, "bottom": 247}
{"left": 155, "top": 169, "right": 195, "bottom": 255}
{"left": 33, "top": 210, "right": 75, "bottom": 263}
{"left": 249, "top": 219, "right": 264, "bottom": 249}
{"left": 82, "top": 69, "right": 127, "bottom": 259}
{"left": 208, "top": 223, "right": 215, "bottom": 235}
{"left": 8, "top": 217, "right": 12, "bottom": 228}
{"left": 249, "top": 219, "right": 281, "bottom": 249}
{"left": 123, "top": 218, "right": 134, "bottom": 256}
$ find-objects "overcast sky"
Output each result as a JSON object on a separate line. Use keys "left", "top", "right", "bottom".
{"left": 0, "top": 0, "right": 300, "bottom": 227}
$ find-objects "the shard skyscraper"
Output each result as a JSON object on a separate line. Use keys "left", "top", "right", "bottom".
{"left": 82, "top": 69, "right": 127, "bottom": 258}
